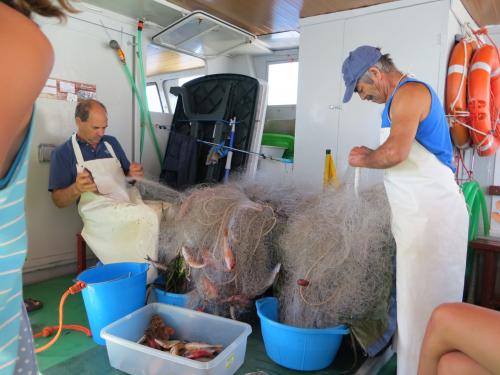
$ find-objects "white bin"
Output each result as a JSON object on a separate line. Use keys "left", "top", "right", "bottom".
{"left": 260, "top": 145, "right": 286, "bottom": 159}
{"left": 101, "top": 303, "right": 252, "bottom": 375}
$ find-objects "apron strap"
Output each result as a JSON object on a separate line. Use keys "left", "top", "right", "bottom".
{"left": 104, "top": 141, "right": 118, "bottom": 160}
{"left": 72, "top": 135, "right": 120, "bottom": 164}
{"left": 71, "top": 134, "right": 85, "bottom": 167}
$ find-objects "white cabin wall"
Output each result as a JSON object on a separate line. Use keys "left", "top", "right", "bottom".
{"left": 294, "top": 0, "right": 481, "bottom": 191}
{"left": 24, "top": 4, "right": 143, "bottom": 283}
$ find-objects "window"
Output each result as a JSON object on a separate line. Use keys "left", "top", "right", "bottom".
{"left": 162, "top": 74, "right": 202, "bottom": 113}
{"left": 146, "top": 82, "right": 164, "bottom": 112}
{"left": 267, "top": 61, "right": 299, "bottom": 106}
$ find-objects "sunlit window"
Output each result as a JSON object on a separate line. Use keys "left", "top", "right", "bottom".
{"left": 146, "top": 83, "right": 164, "bottom": 112}
{"left": 267, "top": 61, "right": 299, "bottom": 105}
{"left": 163, "top": 75, "right": 202, "bottom": 113}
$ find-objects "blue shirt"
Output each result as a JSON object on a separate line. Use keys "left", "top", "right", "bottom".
{"left": 48, "top": 135, "right": 130, "bottom": 191}
{"left": 0, "top": 116, "right": 33, "bottom": 374}
{"left": 381, "top": 78, "right": 455, "bottom": 172}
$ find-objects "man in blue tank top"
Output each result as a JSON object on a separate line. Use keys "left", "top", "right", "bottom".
{"left": 342, "top": 46, "right": 468, "bottom": 375}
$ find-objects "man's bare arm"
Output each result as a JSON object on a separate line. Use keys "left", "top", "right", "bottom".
{"left": 349, "top": 83, "right": 430, "bottom": 168}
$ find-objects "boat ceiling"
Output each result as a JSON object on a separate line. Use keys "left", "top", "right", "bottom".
{"left": 166, "top": 0, "right": 499, "bottom": 35}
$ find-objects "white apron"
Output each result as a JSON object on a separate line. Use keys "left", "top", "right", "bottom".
{"left": 72, "top": 134, "right": 159, "bottom": 282}
{"left": 379, "top": 129, "right": 468, "bottom": 375}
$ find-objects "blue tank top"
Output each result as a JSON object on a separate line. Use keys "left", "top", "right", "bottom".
{"left": 381, "top": 78, "right": 455, "bottom": 172}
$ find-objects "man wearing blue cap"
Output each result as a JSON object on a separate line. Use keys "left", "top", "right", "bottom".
{"left": 342, "top": 46, "right": 468, "bottom": 374}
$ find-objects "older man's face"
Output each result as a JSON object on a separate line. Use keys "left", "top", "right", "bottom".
{"left": 354, "top": 79, "right": 385, "bottom": 104}
{"left": 76, "top": 105, "right": 108, "bottom": 147}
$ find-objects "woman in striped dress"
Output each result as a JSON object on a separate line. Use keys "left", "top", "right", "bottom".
{"left": 0, "top": 2, "right": 74, "bottom": 374}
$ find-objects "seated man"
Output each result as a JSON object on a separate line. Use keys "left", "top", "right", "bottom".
{"left": 49, "top": 99, "right": 143, "bottom": 206}
{"left": 48, "top": 99, "right": 159, "bottom": 281}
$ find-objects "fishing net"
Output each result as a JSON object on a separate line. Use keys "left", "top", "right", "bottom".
{"left": 136, "top": 171, "right": 395, "bottom": 331}
{"left": 276, "top": 171, "right": 395, "bottom": 329}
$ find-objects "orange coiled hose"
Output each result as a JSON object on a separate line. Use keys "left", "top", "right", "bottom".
{"left": 34, "top": 281, "right": 91, "bottom": 353}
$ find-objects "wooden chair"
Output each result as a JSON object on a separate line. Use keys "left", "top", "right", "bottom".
{"left": 468, "top": 237, "right": 500, "bottom": 310}
{"left": 468, "top": 185, "right": 500, "bottom": 310}
{"left": 76, "top": 233, "right": 87, "bottom": 274}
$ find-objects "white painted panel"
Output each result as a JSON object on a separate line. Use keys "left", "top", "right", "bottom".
{"left": 143, "top": 112, "right": 173, "bottom": 178}
{"left": 294, "top": 20, "right": 345, "bottom": 189}
{"left": 25, "top": 15, "right": 135, "bottom": 272}
{"left": 337, "top": 0, "right": 447, "bottom": 187}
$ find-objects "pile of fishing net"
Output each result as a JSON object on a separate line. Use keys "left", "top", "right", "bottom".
{"left": 274, "top": 173, "right": 396, "bottom": 353}
{"left": 137, "top": 179, "right": 281, "bottom": 319}
{"left": 137, "top": 173, "right": 396, "bottom": 351}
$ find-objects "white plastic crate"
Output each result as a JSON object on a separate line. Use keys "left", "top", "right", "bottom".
{"left": 101, "top": 303, "right": 252, "bottom": 375}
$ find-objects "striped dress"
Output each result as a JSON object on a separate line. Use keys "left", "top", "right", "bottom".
{"left": 0, "top": 119, "right": 35, "bottom": 375}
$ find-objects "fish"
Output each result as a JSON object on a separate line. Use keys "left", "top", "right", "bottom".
{"left": 178, "top": 188, "right": 214, "bottom": 218}
{"left": 221, "top": 294, "right": 252, "bottom": 307}
{"left": 184, "top": 349, "right": 216, "bottom": 360}
{"left": 145, "top": 255, "right": 168, "bottom": 272}
{"left": 145, "top": 335, "right": 160, "bottom": 349}
{"left": 170, "top": 342, "right": 185, "bottom": 356}
{"left": 181, "top": 246, "right": 206, "bottom": 269}
{"left": 155, "top": 339, "right": 181, "bottom": 350}
{"left": 154, "top": 338, "right": 171, "bottom": 350}
{"left": 184, "top": 342, "right": 223, "bottom": 351}
{"left": 223, "top": 228, "right": 236, "bottom": 271}
{"left": 201, "top": 275, "right": 218, "bottom": 299}
{"left": 255, "top": 263, "right": 281, "bottom": 296}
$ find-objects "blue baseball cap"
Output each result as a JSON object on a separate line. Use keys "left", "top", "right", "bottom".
{"left": 342, "top": 46, "right": 382, "bottom": 103}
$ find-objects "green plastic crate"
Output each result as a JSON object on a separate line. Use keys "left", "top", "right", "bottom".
{"left": 261, "top": 133, "right": 295, "bottom": 160}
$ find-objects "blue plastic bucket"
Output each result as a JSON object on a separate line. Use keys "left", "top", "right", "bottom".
{"left": 154, "top": 288, "right": 190, "bottom": 308}
{"left": 77, "top": 262, "right": 148, "bottom": 345}
{"left": 256, "top": 297, "right": 350, "bottom": 371}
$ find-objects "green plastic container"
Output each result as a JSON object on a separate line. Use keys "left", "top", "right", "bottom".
{"left": 261, "top": 133, "right": 295, "bottom": 160}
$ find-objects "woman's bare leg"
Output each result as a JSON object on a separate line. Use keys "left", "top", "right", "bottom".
{"left": 418, "top": 303, "right": 500, "bottom": 375}
{"left": 437, "top": 352, "right": 493, "bottom": 375}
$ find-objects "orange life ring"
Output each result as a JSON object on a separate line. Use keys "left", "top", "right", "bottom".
{"left": 468, "top": 44, "right": 500, "bottom": 157}
{"left": 446, "top": 39, "right": 476, "bottom": 148}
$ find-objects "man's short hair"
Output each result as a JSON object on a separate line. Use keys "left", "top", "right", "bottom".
{"left": 358, "top": 52, "right": 398, "bottom": 84}
{"left": 75, "top": 99, "right": 107, "bottom": 121}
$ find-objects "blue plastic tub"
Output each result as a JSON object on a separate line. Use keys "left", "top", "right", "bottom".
{"left": 154, "top": 287, "right": 190, "bottom": 308}
{"left": 77, "top": 262, "right": 149, "bottom": 345}
{"left": 256, "top": 297, "right": 349, "bottom": 371}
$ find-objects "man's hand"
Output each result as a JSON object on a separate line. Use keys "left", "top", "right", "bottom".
{"left": 128, "top": 162, "right": 144, "bottom": 178}
{"left": 52, "top": 170, "right": 96, "bottom": 208}
{"left": 349, "top": 146, "right": 373, "bottom": 167}
{"left": 75, "top": 170, "right": 97, "bottom": 193}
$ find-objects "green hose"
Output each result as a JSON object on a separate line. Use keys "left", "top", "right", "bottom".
{"left": 461, "top": 180, "right": 491, "bottom": 282}
{"left": 478, "top": 188, "right": 491, "bottom": 235}
{"left": 137, "top": 26, "right": 163, "bottom": 166}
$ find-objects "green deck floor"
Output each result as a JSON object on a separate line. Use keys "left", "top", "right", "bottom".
{"left": 24, "top": 275, "right": 396, "bottom": 375}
